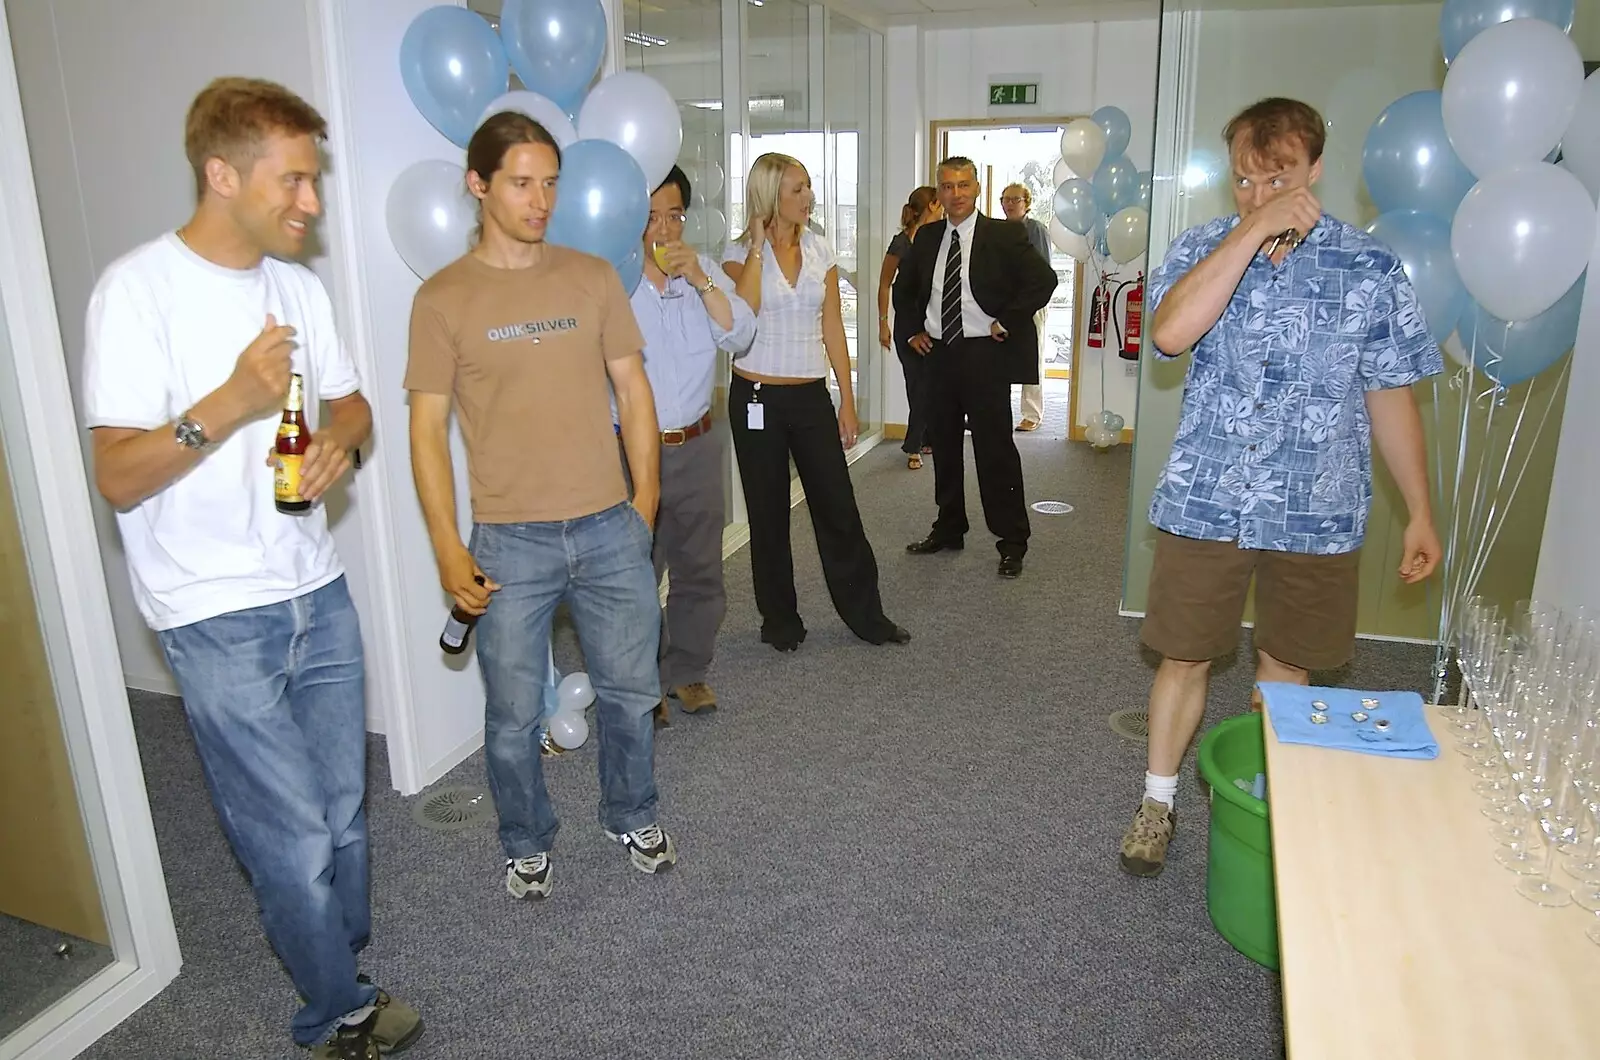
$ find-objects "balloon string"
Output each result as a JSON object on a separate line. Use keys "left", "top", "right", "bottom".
{"left": 1454, "top": 319, "right": 1518, "bottom": 611}
{"left": 1461, "top": 371, "right": 1535, "bottom": 593}
{"left": 1462, "top": 356, "right": 1570, "bottom": 602}
{"left": 1439, "top": 339, "right": 1478, "bottom": 653}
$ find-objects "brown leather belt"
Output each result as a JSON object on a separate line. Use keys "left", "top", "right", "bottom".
{"left": 662, "top": 411, "right": 713, "bottom": 446}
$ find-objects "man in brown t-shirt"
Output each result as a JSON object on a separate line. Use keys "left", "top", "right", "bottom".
{"left": 405, "top": 112, "right": 677, "bottom": 900}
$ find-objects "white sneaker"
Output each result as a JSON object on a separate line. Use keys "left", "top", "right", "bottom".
{"left": 604, "top": 823, "right": 678, "bottom": 874}
{"left": 505, "top": 852, "right": 552, "bottom": 900}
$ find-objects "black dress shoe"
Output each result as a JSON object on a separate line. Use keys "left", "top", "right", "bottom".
{"left": 860, "top": 622, "right": 911, "bottom": 646}
{"left": 997, "top": 555, "right": 1024, "bottom": 579}
{"left": 906, "top": 534, "right": 963, "bottom": 554}
{"left": 761, "top": 625, "right": 806, "bottom": 652}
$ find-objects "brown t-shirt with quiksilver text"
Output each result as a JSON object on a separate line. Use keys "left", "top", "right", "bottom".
{"left": 404, "top": 247, "right": 645, "bottom": 523}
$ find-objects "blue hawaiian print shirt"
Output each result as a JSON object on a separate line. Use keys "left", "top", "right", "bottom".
{"left": 1146, "top": 213, "right": 1442, "bottom": 555}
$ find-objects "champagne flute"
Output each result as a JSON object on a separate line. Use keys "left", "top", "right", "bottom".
{"left": 651, "top": 240, "right": 684, "bottom": 299}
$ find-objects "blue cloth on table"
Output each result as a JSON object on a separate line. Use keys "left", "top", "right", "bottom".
{"left": 1258, "top": 683, "right": 1438, "bottom": 759}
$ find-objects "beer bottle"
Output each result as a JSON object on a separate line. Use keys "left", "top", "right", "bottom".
{"left": 274, "top": 373, "right": 311, "bottom": 514}
{"left": 439, "top": 576, "right": 488, "bottom": 654}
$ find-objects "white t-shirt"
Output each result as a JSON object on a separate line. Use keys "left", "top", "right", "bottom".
{"left": 81, "top": 234, "right": 360, "bottom": 631}
{"left": 721, "top": 228, "right": 836, "bottom": 379}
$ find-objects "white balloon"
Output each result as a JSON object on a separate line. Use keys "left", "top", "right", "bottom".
{"left": 548, "top": 710, "right": 589, "bottom": 750}
{"left": 691, "top": 159, "right": 725, "bottom": 201}
{"left": 1052, "top": 158, "right": 1073, "bottom": 188}
{"left": 384, "top": 160, "right": 477, "bottom": 280}
{"left": 1048, "top": 218, "right": 1090, "bottom": 260}
{"left": 1105, "top": 206, "right": 1150, "bottom": 264}
{"left": 577, "top": 71, "right": 683, "bottom": 189}
{"left": 1558, "top": 71, "right": 1600, "bottom": 203}
{"left": 478, "top": 90, "right": 577, "bottom": 148}
{"left": 1441, "top": 19, "right": 1583, "bottom": 178}
{"left": 683, "top": 206, "right": 727, "bottom": 247}
{"left": 557, "top": 671, "right": 596, "bottom": 713}
{"left": 1450, "top": 161, "right": 1596, "bottom": 322}
{"left": 1059, "top": 119, "right": 1106, "bottom": 184}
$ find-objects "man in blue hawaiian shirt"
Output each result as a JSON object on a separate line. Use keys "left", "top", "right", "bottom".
{"left": 1119, "top": 98, "right": 1443, "bottom": 878}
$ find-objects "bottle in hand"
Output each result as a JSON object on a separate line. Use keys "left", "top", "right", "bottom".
{"left": 440, "top": 575, "right": 488, "bottom": 654}
{"left": 274, "top": 373, "right": 310, "bottom": 514}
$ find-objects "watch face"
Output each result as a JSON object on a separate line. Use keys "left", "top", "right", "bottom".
{"left": 176, "top": 419, "right": 206, "bottom": 449}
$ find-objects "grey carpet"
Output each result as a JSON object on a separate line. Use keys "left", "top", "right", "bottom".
{"left": 0, "top": 914, "right": 111, "bottom": 1041}
{"left": 82, "top": 392, "right": 1434, "bottom": 1059}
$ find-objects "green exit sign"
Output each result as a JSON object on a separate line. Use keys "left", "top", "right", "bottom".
{"left": 989, "top": 83, "right": 1038, "bottom": 106}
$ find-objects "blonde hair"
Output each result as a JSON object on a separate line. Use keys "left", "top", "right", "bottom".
{"left": 185, "top": 77, "right": 327, "bottom": 199}
{"left": 1002, "top": 183, "right": 1031, "bottom": 208}
{"left": 739, "top": 152, "right": 806, "bottom": 245}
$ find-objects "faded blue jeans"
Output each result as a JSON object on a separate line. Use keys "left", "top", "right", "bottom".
{"left": 157, "top": 576, "right": 376, "bottom": 1047}
{"left": 471, "top": 501, "right": 662, "bottom": 858}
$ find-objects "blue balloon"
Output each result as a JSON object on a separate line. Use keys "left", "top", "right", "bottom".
{"left": 1137, "top": 170, "right": 1153, "bottom": 211}
{"left": 1092, "top": 154, "right": 1141, "bottom": 216}
{"left": 1092, "top": 106, "right": 1133, "bottom": 160}
{"left": 399, "top": 7, "right": 509, "bottom": 148}
{"left": 1440, "top": 0, "right": 1575, "bottom": 65}
{"left": 546, "top": 139, "right": 649, "bottom": 268}
{"left": 1361, "top": 91, "right": 1477, "bottom": 218}
{"left": 616, "top": 248, "right": 644, "bottom": 294}
{"left": 501, "top": 0, "right": 607, "bottom": 116}
{"left": 1457, "top": 272, "right": 1585, "bottom": 386}
{"left": 1052, "top": 177, "right": 1099, "bottom": 235}
{"left": 1365, "top": 210, "right": 1467, "bottom": 342}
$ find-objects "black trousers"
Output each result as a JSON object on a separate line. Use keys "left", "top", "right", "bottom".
{"left": 926, "top": 336, "right": 1031, "bottom": 557}
{"left": 894, "top": 327, "right": 931, "bottom": 454}
{"left": 728, "top": 375, "right": 889, "bottom": 640}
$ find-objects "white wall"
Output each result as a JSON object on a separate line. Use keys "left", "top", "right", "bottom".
{"left": 880, "top": 17, "right": 1159, "bottom": 434}
{"left": 4, "top": 0, "right": 387, "bottom": 720}
{"left": 1533, "top": 213, "right": 1600, "bottom": 612}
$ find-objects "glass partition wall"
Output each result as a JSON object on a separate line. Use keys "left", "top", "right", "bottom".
{"left": 1130, "top": 0, "right": 1568, "bottom": 648}
{"left": 625, "top": 0, "right": 886, "bottom": 527}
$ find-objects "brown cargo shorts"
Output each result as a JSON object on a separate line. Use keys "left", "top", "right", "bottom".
{"left": 1141, "top": 530, "right": 1361, "bottom": 671}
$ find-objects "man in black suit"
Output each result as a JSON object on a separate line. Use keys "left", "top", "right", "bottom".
{"left": 895, "top": 156, "right": 1059, "bottom": 578}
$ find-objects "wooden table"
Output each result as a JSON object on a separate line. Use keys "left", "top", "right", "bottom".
{"left": 1262, "top": 705, "right": 1600, "bottom": 1060}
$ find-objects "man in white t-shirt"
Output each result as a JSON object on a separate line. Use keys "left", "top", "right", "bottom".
{"left": 81, "top": 79, "right": 420, "bottom": 1060}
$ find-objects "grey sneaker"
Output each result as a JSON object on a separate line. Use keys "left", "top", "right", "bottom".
{"left": 604, "top": 823, "right": 678, "bottom": 874}
{"left": 1119, "top": 798, "right": 1178, "bottom": 878}
{"left": 505, "top": 853, "right": 552, "bottom": 900}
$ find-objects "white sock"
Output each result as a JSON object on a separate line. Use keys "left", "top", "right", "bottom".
{"left": 1143, "top": 772, "right": 1178, "bottom": 809}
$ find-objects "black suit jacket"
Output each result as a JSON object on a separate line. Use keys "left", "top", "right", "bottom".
{"left": 893, "top": 213, "right": 1060, "bottom": 384}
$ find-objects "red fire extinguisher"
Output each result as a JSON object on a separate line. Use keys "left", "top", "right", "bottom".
{"left": 1119, "top": 271, "right": 1144, "bottom": 360}
{"left": 1086, "top": 279, "right": 1109, "bottom": 349}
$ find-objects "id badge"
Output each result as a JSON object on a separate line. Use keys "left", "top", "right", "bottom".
{"left": 746, "top": 402, "right": 765, "bottom": 430}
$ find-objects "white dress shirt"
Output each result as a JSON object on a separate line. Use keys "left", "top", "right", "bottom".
{"left": 622, "top": 254, "right": 758, "bottom": 430}
{"left": 925, "top": 211, "right": 997, "bottom": 340}
{"left": 721, "top": 228, "right": 836, "bottom": 379}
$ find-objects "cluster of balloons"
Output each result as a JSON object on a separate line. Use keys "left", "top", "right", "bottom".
{"left": 543, "top": 670, "right": 597, "bottom": 750}
{"left": 1085, "top": 409, "right": 1127, "bottom": 450}
{"left": 387, "top": 1, "right": 683, "bottom": 287}
{"left": 1049, "top": 106, "right": 1152, "bottom": 266}
{"left": 1360, "top": 0, "right": 1595, "bottom": 387}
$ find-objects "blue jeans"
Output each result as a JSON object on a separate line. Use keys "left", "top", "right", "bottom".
{"left": 472, "top": 501, "right": 662, "bottom": 858}
{"left": 157, "top": 577, "right": 376, "bottom": 1047}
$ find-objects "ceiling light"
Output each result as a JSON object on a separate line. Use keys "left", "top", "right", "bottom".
{"left": 623, "top": 31, "right": 669, "bottom": 47}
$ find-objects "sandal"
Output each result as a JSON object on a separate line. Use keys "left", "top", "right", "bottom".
{"left": 907, "top": 453, "right": 922, "bottom": 470}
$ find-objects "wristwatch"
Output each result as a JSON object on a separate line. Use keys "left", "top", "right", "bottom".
{"left": 696, "top": 275, "right": 718, "bottom": 295}
{"left": 174, "top": 415, "right": 215, "bottom": 452}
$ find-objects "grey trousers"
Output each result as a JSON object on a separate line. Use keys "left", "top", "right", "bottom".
{"left": 651, "top": 430, "right": 727, "bottom": 691}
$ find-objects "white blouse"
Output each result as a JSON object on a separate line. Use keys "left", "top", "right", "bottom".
{"left": 721, "top": 228, "right": 836, "bottom": 379}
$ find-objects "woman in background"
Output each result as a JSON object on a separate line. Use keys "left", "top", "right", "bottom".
{"left": 877, "top": 186, "right": 941, "bottom": 469}
{"left": 1000, "top": 183, "right": 1056, "bottom": 433}
{"left": 721, "top": 153, "right": 908, "bottom": 653}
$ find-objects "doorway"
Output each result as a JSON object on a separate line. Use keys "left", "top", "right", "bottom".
{"left": 931, "top": 119, "right": 1084, "bottom": 433}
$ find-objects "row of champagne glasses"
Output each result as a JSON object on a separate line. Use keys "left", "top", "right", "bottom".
{"left": 1450, "top": 597, "right": 1600, "bottom": 943}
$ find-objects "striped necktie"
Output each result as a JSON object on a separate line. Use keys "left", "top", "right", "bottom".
{"left": 941, "top": 228, "right": 963, "bottom": 341}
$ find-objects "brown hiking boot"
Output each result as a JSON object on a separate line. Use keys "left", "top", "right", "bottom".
{"left": 1119, "top": 798, "right": 1178, "bottom": 878}
{"left": 671, "top": 682, "right": 718, "bottom": 714}
{"left": 653, "top": 699, "right": 670, "bottom": 728}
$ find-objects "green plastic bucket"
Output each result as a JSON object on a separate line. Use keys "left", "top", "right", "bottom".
{"left": 1196, "top": 712, "right": 1279, "bottom": 970}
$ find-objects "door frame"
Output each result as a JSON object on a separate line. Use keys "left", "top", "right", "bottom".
{"left": 0, "top": 6, "right": 181, "bottom": 1059}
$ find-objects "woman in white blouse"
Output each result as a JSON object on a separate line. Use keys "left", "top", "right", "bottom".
{"left": 721, "top": 153, "right": 908, "bottom": 652}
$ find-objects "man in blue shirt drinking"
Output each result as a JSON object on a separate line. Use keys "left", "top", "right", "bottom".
{"left": 630, "top": 166, "right": 757, "bottom": 725}
{"left": 1120, "top": 98, "right": 1444, "bottom": 878}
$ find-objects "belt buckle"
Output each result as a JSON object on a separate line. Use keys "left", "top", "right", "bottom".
{"left": 662, "top": 428, "right": 687, "bottom": 446}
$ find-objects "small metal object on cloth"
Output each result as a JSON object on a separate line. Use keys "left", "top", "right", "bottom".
{"left": 1351, "top": 711, "right": 1369, "bottom": 723}
{"left": 1374, "top": 718, "right": 1392, "bottom": 732}
{"left": 1311, "top": 711, "right": 1329, "bottom": 724}
{"left": 1361, "top": 697, "right": 1379, "bottom": 709}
